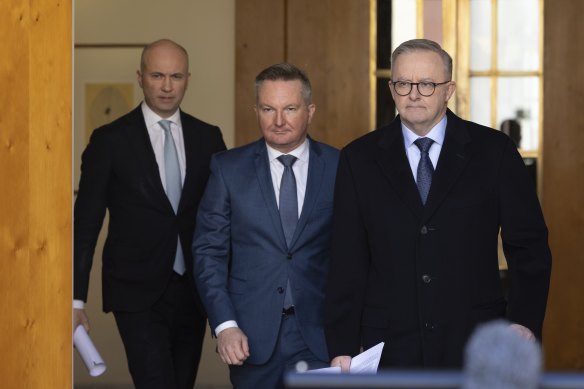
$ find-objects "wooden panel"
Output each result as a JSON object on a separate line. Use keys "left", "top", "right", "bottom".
{"left": 235, "top": 0, "right": 286, "bottom": 146}
{"left": 287, "top": 0, "right": 373, "bottom": 148}
{"left": 0, "top": 0, "right": 72, "bottom": 387}
{"left": 542, "top": 0, "right": 584, "bottom": 370}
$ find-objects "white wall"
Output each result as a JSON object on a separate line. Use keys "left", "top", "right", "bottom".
{"left": 74, "top": 1, "right": 234, "bottom": 387}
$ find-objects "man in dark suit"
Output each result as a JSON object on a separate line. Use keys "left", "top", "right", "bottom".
{"left": 324, "top": 39, "right": 551, "bottom": 369}
{"left": 73, "top": 39, "right": 226, "bottom": 389}
{"left": 193, "top": 63, "right": 338, "bottom": 388}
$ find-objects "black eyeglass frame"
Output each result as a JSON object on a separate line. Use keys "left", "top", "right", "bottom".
{"left": 389, "top": 80, "right": 451, "bottom": 97}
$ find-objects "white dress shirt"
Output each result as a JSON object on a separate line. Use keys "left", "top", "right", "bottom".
{"left": 402, "top": 115, "right": 447, "bottom": 181}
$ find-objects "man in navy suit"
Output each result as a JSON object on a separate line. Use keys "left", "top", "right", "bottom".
{"left": 74, "top": 39, "right": 226, "bottom": 389}
{"left": 325, "top": 39, "right": 551, "bottom": 370}
{"left": 193, "top": 63, "right": 338, "bottom": 388}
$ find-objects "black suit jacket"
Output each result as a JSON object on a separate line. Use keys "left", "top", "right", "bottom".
{"left": 324, "top": 110, "right": 551, "bottom": 367}
{"left": 74, "top": 105, "right": 226, "bottom": 313}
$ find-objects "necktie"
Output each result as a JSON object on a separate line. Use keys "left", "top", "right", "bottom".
{"left": 277, "top": 155, "right": 298, "bottom": 309}
{"left": 414, "top": 137, "right": 435, "bottom": 205}
{"left": 159, "top": 120, "right": 185, "bottom": 275}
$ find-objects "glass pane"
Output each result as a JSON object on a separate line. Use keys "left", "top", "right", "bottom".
{"left": 392, "top": 0, "right": 417, "bottom": 51}
{"left": 470, "top": 0, "right": 492, "bottom": 71}
{"left": 470, "top": 77, "right": 491, "bottom": 128}
{"left": 496, "top": 77, "right": 539, "bottom": 151}
{"left": 498, "top": 0, "right": 539, "bottom": 70}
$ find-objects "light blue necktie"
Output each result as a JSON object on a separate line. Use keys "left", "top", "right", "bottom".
{"left": 159, "top": 120, "right": 185, "bottom": 275}
{"left": 414, "top": 137, "right": 435, "bottom": 205}
{"left": 277, "top": 155, "right": 298, "bottom": 309}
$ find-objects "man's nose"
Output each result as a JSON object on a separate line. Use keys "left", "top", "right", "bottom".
{"left": 275, "top": 111, "right": 285, "bottom": 126}
{"left": 162, "top": 76, "right": 172, "bottom": 91}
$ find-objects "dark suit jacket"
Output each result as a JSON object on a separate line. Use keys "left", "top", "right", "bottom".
{"left": 193, "top": 138, "right": 339, "bottom": 365}
{"left": 74, "top": 105, "right": 226, "bottom": 313}
{"left": 324, "top": 110, "right": 551, "bottom": 368}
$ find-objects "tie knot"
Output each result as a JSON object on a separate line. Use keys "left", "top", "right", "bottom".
{"left": 277, "top": 154, "right": 297, "bottom": 168}
{"left": 159, "top": 120, "right": 172, "bottom": 132}
{"left": 414, "top": 137, "right": 434, "bottom": 153}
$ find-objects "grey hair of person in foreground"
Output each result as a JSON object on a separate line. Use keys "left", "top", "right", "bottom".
{"left": 463, "top": 319, "right": 543, "bottom": 389}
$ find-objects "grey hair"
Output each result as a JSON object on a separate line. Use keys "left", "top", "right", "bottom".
{"left": 391, "top": 39, "right": 453, "bottom": 80}
{"left": 255, "top": 63, "right": 312, "bottom": 105}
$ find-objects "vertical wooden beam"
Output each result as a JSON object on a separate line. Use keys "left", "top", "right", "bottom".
{"left": 287, "top": 0, "right": 373, "bottom": 148}
{"left": 542, "top": 0, "right": 584, "bottom": 371}
{"left": 235, "top": 0, "right": 286, "bottom": 146}
{"left": 0, "top": 0, "right": 72, "bottom": 387}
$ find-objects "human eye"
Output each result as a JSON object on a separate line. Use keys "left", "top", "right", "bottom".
{"left": 396, "top": 81, "right": 410, "bottom": 88}
{"left": 419, "top": 81, "right": 434, "bottom": 88}
{"left": 261, "top": 106, "right": 273, "bottom": 113}
{"left": 150, "top": 73, "right": 163, "bottom": 80}
{"left": 286, "top": 106, "right": 298, "bottom": 112}
{"left": 171, "top": 73, "right": 184, "bottom": 80}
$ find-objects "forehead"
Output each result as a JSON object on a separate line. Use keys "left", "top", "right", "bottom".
{"left": 392, "top": 50, "right": 446, "bottom": 80}
{"left": 258, "top": 80, "right": 304, "bottom": 103}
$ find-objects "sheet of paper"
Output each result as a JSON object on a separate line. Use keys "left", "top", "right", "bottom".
{"left": 348, "top": 341, "right": 384, "bottom": 373}
{"left": 303, "top": 342, "right": 384, "bottom": 374}
{"left": 74, "top": 326, "right": 107, "bottom": 377}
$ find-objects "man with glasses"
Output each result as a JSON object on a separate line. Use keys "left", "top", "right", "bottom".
{"left": 324, "top": 39, "right": 551, "bottom": 369}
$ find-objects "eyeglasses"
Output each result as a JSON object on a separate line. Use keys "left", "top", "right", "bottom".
{"left": 390, "top": 80, "right": 451, "bottom": 97}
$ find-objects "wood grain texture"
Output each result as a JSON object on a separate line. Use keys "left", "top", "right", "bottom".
{"left": 542, "top": 0, "right": 584, "bottom": 371}
{"left": 0, "top": 0, "right": 72, "bottom": 387}
{"left": 235, "top": 0, "right": 373, "bottom": 148}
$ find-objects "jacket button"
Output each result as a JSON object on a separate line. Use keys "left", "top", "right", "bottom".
{"left": 425, "top": 322, "right": 435, "bottom": 331}
{"left": 287, "top": 253, "right": 292, "bottom": 260}
{"left": 277, "top": 287, "right": 284, "bottom": 294}
{"left": 420, "top": 226, "right": 428, "bottom": 235}
{"left": 421, "top": 274, "right": 432, "bottom": 283}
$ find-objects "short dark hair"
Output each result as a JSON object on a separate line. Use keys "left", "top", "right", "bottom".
{"left": 391, "top": 39, "right": 453, "bottom": 80}
{"left": 255, "top": 63, "right": 312, "bottom": 104}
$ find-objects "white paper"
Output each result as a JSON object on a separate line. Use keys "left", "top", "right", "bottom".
{"left": 74, "top": 326, "right": 107, "bottom": 377}
{"left": 348, "top": 341, "right": 384, "bottom": 373}
{"left": 307, "top": 342, "right": 384, "bottom": 374}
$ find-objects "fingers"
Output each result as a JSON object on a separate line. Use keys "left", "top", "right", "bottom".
{"left": 73, "top": 309, "right": 90, "bottom": 333}
{"left": 331, "top": 355, "right": 352, "bottom": 373}
{"left": 217, "top": 327, "right": 250, "bottom": 366}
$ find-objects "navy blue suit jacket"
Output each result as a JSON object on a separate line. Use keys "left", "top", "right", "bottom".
{"left": 193, "top": 138, "right": 339, "bottom": 365}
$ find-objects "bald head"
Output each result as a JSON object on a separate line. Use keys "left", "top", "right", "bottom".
{"left": 140, "top": 39, "right": 189, "bottom": 73}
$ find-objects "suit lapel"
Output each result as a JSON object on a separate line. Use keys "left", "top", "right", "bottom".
{"left": 290, "top": 139, "right": 325, "bottom": 248}
{"left": 374, "top": 119, "right": 424, "bottom": 219}
{"left": 126, "top": 107, "right": 173, "bottom": 210}
{"left": 253, "top": 140, "right": 289, "bottom": 248}
{"left": 178, "top": 111, "right": 200, "bottom": 213}
{"left": 422, "top": 111, "right": 471, "bottom": 221}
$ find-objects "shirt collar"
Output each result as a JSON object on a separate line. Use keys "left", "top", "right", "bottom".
{"left": 266, "top": 137, "right": 309, "bottom": 163}
{"left": 141, "top": 101, "right": 181, "bottom": 129}
{"left": 402, "top": 115, "right": 447, "bottom": 148}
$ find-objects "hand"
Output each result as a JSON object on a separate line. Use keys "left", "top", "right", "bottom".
{"left": 330, "top": 355, "right": 352, "bottom": 373}
{"left": 217, "top": 327, "right": 250, "bottom": 366}
{"left": 73, "top": 308, "right": 90, "bottom": 333}
{"left": 509, "top": 323, "right": 536, "bottom": 341}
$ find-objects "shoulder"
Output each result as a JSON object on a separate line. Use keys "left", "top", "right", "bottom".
{"left": 88, "top": 107, "right": 143, "bottom": 142}
{"left": 310, "top": 138, "right": 340, "bottom": 159}
{"left": 180, "top": 111, "right": 221, "bottom": 133}
{"left": 212, "top": 139, "right": 262, "bottom": 164}
{"left": 342, "top": 125, "right": 392, "bottom": 155}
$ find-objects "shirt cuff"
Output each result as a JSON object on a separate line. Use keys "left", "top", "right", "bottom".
{"left": 73, "top": 300, "right": 85, "bottom": 309}
{"left": 215, "top": 320, "right": 238, "bottom": 336}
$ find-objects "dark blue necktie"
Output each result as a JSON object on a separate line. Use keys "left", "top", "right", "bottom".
{"left": 414, "top": 137, "right": 435, "bottom": 205}
{"left": 277, "top": 155, "right": 298, "bottom": 247}
{"left": 277, "top": 155, "right": 298, "bottom": 309}
{"left": 159, "top": 120, "right": 185, "bottom": 275}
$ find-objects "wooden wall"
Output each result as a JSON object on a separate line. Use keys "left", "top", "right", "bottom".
{"left": 542, "top": 0, "right": 584, "bottom": 370}
{"left": 0, "top": 1, "right": 72, "bottom": 387}
{"left": 235, "top": 0, "right": 373, "bottom": 148}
